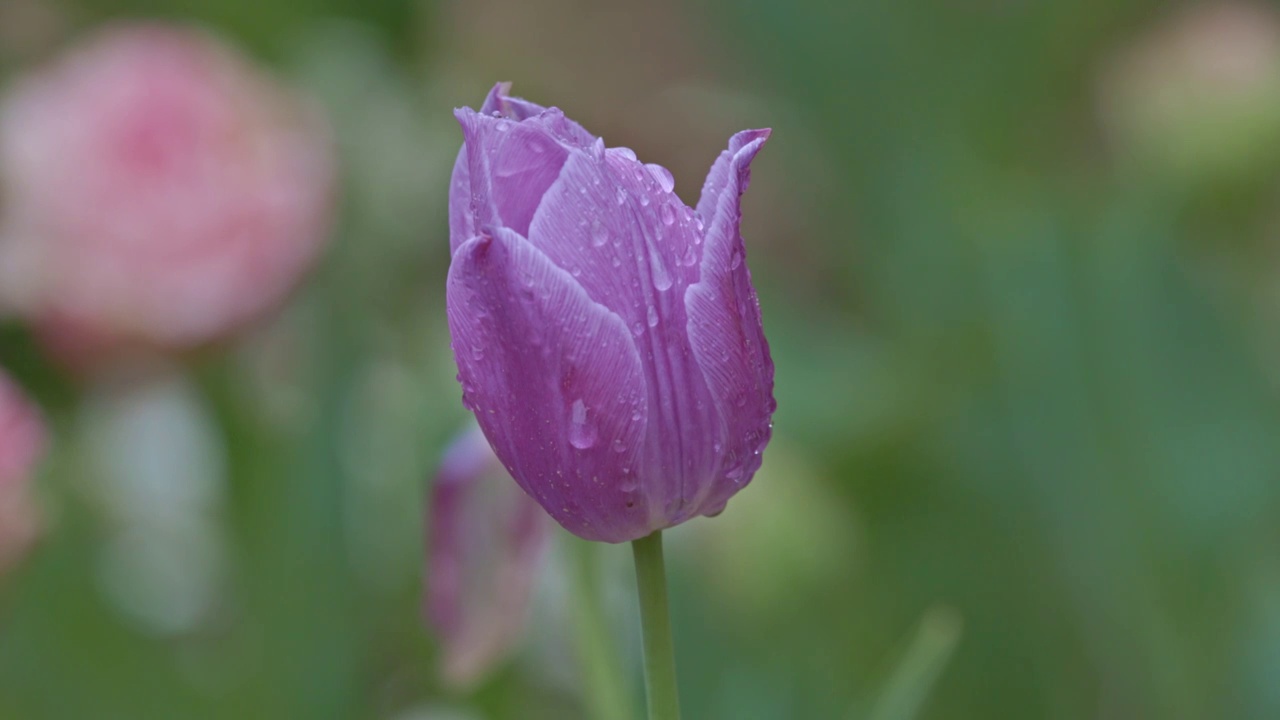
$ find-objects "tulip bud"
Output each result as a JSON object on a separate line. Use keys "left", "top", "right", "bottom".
{"left": 446, "top": 84, "right": 775, "bottom": 543}
{"left": 424, "top": 425, "right": 551, "bottom": 688}
{"left": 0, "top": 24, "right": 334, "bottom": 354}
{"left": 0, "top": 368, "right": 46, "bottom": 573}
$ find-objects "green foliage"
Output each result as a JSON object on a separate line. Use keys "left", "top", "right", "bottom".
{"left": 4, "top": 0, "right": 1280, "bottom": 717}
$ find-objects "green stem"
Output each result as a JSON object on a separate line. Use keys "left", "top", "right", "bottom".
{"left": 631, "top": 531, "right": 681, "bottom": 720}
{"left": 568, "top": 537, "right": 634, "bottom": 720}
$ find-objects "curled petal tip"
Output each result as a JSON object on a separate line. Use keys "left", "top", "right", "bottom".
{"left": 479, "top": 82, "right": 513, "bottom": 115}
{"left": 731, "top": 129, "right": 772, "bottom": 161}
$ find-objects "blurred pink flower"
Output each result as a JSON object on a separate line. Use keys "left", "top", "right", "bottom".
{"left": 0, "top": 368, "right": 45, "bottom": 573}
{"left": 0, "top": 24, "right": 334, "bottom": 353}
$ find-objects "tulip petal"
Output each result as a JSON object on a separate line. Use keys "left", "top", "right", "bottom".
{"left": 449, "top": 85, "right": 596, "bottom": 253}
{"left": 425, "top": 424, "right": 550, "bottom": 688}
{"left": 481, "top": 83, "right": 596, "bottom": 148}
{"left": 695, "top": 129, "right": 771, "bottom": 222}
{"left": 454, "top": 108, "right": 571, "bottom": 240}
{"left": 446, "top": 85, "right": 512, "bottom": 253}
{"left": 527, "top": 147, "right": 723, "bottom": 526}
{"left": 448, "top": 149, "right": 475, "bottom": 254}
{"left": 684, "top": 130, "right": 775, "bottom": 514}
{"left": 447, "top": 226, "right": 652, "bottom": 542}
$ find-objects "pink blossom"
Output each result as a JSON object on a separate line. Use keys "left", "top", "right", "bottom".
{"left": 0, "top": 24, "right": 334, "bottom": 351}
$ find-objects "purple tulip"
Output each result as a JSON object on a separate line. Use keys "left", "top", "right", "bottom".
{"left": 424, "top": 424, "right": 550, "bottom": 688}
{"left": 446, "top": 83, "right": 775, "bottom": 543}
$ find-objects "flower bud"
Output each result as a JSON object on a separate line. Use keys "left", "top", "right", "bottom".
{"left": 0, "top": 24, "right": 334, "bottom": 352}
{"left": 424, "top": 425, "right": 550, "bottom": 688}
{"left": 446, "top": 84, "right": 775, "bottom": 542}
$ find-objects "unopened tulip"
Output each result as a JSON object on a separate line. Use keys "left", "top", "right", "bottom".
{"left": 0, "top": 368, "right": 46, "bottom": 572}
{"left": 446, "top": 83, "right": 775, "bottom": 543}
{"left": 424, "top": 425, "right": 550, "bottom": 688}
{"left": 0, "top": 24, "right": 333, "bottom": 351}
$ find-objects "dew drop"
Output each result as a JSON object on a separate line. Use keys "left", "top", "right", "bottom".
{"left": 631, "top": 321, "right": 645, "bottom": 337}
{"left": 571, "top": 266, "right": 582, "bottom": 277}
{"left": 730, "top": 249, "right": 743, "bottom": 270}
{"left": 590, "top": 219, "right": 609, "bottom": 247}
{"left": 646, "top": 164, "right": 676, "bottom": 193}
{"left": 660, "top": 203, "right": 675, "bottom": 226}
{"left": 639, "top": 194, "right": 650, "bottom": 207}
{"left": 568, "top": 399, "right": 598, "bottom": 449}
{"left": 495, "top": 121, "right": 510, "bottom": 132}
{"left": 647, "top": 305, "right": 659, "bottom": 328}
{"left": 611, "top": 256, "right": 622, "bottom": 268}
{"left": 651, "top": 260, "right": 673, "bottom": 291}
{"left": 695, "top": 215, "right": 705, "bottom": 231}
{"left": 620, "top": 478, "right": 639, "bottom": 493}
{"left": 590, "top": 137, "right": 605, "bottom": 160}
{"left": 615, "top": 187, "right": 627, "bottom": 206}
{"left": 610, "top": 147, "right": 638, "bottom": 162}
{"left": 612, "top": 439, "right": 627, "bottom": 453}
{"left": 681, "top": 247, "right": 698, "bottom": 267}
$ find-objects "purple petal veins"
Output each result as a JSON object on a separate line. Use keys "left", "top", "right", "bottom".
{"left": 445, "top": 83, "right": 775, "bottom": 542}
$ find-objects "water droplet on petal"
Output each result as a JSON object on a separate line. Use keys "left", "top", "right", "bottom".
{"left": 681, "top": 247, "right": 698, "bottom": 267}
{"left": 612, "top": 439, "right": 627, "bottom": 453}
{"left": 660, "top": 203, "right": 675, "bottom": 226}
{"left": 646, "top": 164, "right": 676, "bottom": 193}
{"left": 647, "top": 305, "right": 659, "bottom": 328}
{"left": 639, "top": 194, "right": 650, "bottom": 207}
{"left": 591, "top": 219, "right": 608, "bottom": 247}
{"left": 568, "top": 399, "right": 598, "bottom": 449}
{"left": 610, "top": 146, "right": 638, "bottom": 162}
{"left": 730, "top": 249, "right": 743, "bottom": 270}
{"left": 695, "top": 215, "right": 705, "bottom": 231}
{"left": 615, "top": 187, "right": 627, "bottom": 206}
{"left": 651, "top": 260, "right": 672, "bottom": 291}
{"left": 591, "top": 137, "right": 606, "bottom": 160}
{"left": 631, "top": 321, "right": 645, "bottom": 337}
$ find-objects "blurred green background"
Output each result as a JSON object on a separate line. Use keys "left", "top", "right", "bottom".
{"left": 4, "top": 0, "right": 1280, "bottom": 718}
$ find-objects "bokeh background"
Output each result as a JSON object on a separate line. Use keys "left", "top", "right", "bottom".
{"left": 3, "top": 0, "right": 1280, "bottom": 718}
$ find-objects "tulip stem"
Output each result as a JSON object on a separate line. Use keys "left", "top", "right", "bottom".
{"left": 568, "top": 537, "right": 635, "bottom": 720}
{"left": 631, "top": 530, "right": 681, "bottom": 720}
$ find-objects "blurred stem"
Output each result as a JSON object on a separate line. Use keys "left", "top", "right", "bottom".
{"left": 568, "top": 537, "right": 634, "bottom": 720}
{"left": 864, "top": 606, "right": 964, "bottom": 720}
{"left": 631, "top": 531, "right": 681, "bottom": 720}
